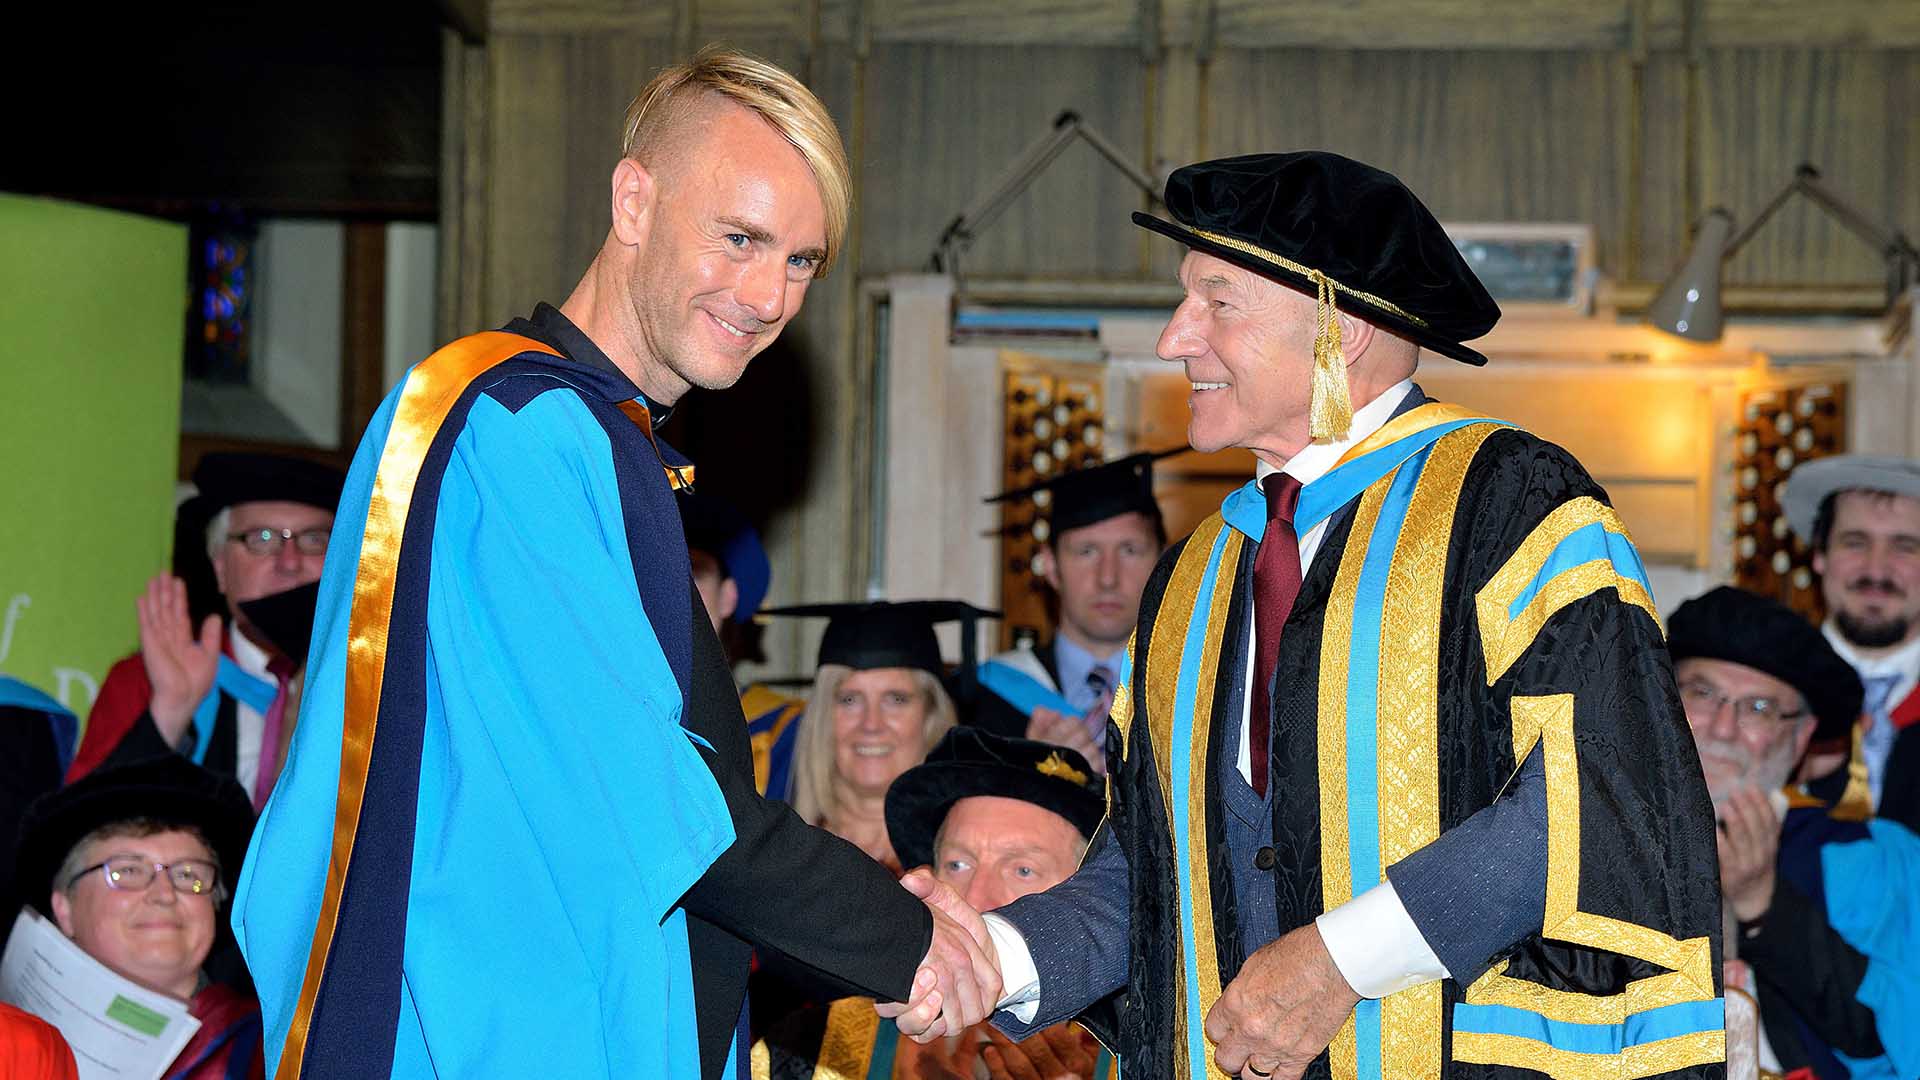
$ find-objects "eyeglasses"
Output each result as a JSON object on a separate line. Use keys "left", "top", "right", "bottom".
{"left": 227, "top": 526, "right": 330, "bottom": 557}
{"left": 69, "top": 855, "right": 221, "bottom": 897}
{"left": 1678, "top": 679, "right": 1809, "bottom": 734}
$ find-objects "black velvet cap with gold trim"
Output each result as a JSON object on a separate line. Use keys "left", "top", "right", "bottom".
{"left": 1133, "top": 152, "right": 1501, "bottom": 438}
{"left": 884, "top": 727, "right": 1106, "bottom": 872}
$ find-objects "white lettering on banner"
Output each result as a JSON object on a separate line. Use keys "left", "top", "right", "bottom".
{"left": 54, "top": 668, "right": 100, "bottom": 712}
{"left": 0, "top": 593, "right": 27, "bottom": 665}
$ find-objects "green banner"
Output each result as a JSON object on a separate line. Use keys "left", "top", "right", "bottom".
{"left": 0, "top": 195, "right": 186, "bottom": 717}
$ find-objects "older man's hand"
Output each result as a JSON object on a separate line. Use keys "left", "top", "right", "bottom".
{"left": 1204, "top": 922, "right": 1359, "bottom": 1079}
{"left": 878, "top": 868, "right": 1003, "bottom": 1042}
{"left": 138, "top": 574, "right": 223, "bottom": 744}
{"left": 1716, "top": 786, "right": 1781, "bottom": 924}
{"left": 980, "top": 1023, "right": 1099, "bottom": 1080}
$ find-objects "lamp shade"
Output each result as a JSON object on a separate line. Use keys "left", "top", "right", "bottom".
{"left": 1648, "top": 208, "right": 1735, "bottom": 342}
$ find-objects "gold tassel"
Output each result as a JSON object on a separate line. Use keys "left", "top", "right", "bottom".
{"left": 1308, "top": 269, "right": 1352, "bottom": 441}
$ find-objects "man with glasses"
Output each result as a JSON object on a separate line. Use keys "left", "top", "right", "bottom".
{"left": 69, "top": 451, "right": 344, "bottom": 814}
{"left": 15, "top": 755, "right": 265, "bottom": 1078}
{"left": 1667, "top": 585, "right": 1889, "bottom": 1079}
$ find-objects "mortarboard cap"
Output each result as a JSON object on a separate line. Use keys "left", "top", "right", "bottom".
{"left": 760, "top": 600, "right": 1001, "bottom": 678}
{"left": 986, "top": 448, "right": 1182, "bottom": 537}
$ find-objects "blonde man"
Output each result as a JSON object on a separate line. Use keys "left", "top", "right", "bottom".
{"left": 237, "top": 48, "right": 996, "bottom": 1080}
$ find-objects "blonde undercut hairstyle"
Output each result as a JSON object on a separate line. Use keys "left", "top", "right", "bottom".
{"left": 621, "top": 45, "right": 851, "bottom": 276}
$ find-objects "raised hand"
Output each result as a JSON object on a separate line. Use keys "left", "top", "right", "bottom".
{"left": 137, "top": 574, "right": 222, "bottom": 745}
{"left": 1716, "top": 786, "right": 1781, "bottom": 923}
{"left": 1025, "top": 706, "right": 1105, "bottom": 774}
{"left": 878, "top": 869, "right": 1002, "bottom": 1042}
{"left": 1204, "top": 923, "right": 1358, "bottom": 1080}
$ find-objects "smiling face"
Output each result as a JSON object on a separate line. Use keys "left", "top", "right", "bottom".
{"left": 50, "top": 827, "right": 219, "bottom": 1002}
{"left": 1155, "top": 252, "right": 1322, "bottom": 459}
{"left": 621, "top": 100, "right": 828, "bottom": 403}
{"left": 1676, "top": 657, "right": 1816, "bottom": 807}
{"left": 1815, "top": 490, "right": 1920, "bottom": 653}
{"left": 831, "top": 667, "right": 933, "bottom": 799}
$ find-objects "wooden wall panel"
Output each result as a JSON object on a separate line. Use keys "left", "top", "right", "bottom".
{"left": 859, "top": 43, "right": 1150, "bottom": 278}
{"left": 1203, "top": 49, "right": 1633, "bottom": 274}
{"left": 1632, "top": 52, "right": 1692, "bottom": 284}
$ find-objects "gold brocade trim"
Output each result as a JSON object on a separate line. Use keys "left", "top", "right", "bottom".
{"left": 1330, "top": 403, "right": 1500, "bottom": 473}
{"left": 751, "top": 1039, "right": 772, "bottom": 1080}
{"left": 1316, "top": 476, "right": 1394, "bottom": 1080}
{"left": 277, "top": 331, "right": 559, "bottom": 1079}
{"left": 1475, "top": 498, "right": 1660, "bottom": 685}
{"left": 1830, "top": 722, "right": 1874, "bottom": 822}
{"left": 1451, "top": 1029, "right": 1726, "bottom": 1080}
{"left": 816, "top": 998, "right": 882, "bottom": 1080}
{"left": 1186, "top": 525, "right": 1244, "bottom": 1080}
{"left": 1187, "top": 228, "right": 1431, "bottom": 329}
{"left": 1374, "top": 423, "right": 1502, "bottom": 1080}
{"left": 1459, "top": 695, "right": 1717, "bottom": 1034}
{"left": 1111, "top": 631, "right": 1138, "bottom": 751}
{"left": 1144, "top": 516, "right": 1226, "bottom": 1080}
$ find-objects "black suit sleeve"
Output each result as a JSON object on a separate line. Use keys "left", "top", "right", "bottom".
{"left": 678, "top": 581, "right": 932, "bottom": 1005}
{"left": 98, "top": 709, "right": 184, "bottom": 770}
{"left": 1739, "top": 876, "right": 1883, "bottom": 1058}
{"left": 678, "top": 757, "right": 933, "bottom": 1003}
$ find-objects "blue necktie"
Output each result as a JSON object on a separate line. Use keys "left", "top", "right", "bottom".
{"left": 1861, "top": 674, "right": 1901, "bottom": 806}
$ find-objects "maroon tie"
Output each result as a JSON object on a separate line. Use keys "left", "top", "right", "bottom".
{"left": 1249, "top": 473, "right": 1303, "bottom": 797}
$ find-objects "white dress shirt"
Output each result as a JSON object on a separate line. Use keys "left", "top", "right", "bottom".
{"left": 1822, "top": 622, "right": 1920, "bottom": 806}
{"left": 229, "top": 627, "right": 273, "bottom": 802}
{"left": 987, "top": 378, "right": 1449, "bottom": 1022}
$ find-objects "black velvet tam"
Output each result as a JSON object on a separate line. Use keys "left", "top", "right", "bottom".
{"left": 188, "top": 451, "right": 347, "bottom": 515}
{"left": 17, "top": 756, "right": 254, "bottom": 915}
{"left": 1132, "top": 151, "right": 1501, "bottom": 366}
{"left": 986, "top": 448, "right": 1180, "bottom": 535}
{"left": 884, "top": 727, "right": 1105, "bottom": 872}
{"left": 1666, "top": 585, "right": 1863, "bottom": 742}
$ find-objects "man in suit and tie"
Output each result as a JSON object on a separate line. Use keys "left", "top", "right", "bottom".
{"left": 1784, "top": 456, "right": 1920, "bottom": 832}
{"left": 890, "top": 152, "right": 1724, "bottom": 1080}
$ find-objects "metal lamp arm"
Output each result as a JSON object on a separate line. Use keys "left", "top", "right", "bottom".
{"left": 1724, "top": 163, "right": 1911, "bottom": 261}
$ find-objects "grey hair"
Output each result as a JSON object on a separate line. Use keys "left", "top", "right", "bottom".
{"left": 203, "top": 507, "right": 231, "bottom": 562}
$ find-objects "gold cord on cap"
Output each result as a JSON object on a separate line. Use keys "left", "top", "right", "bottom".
{"left": 1308, "top": 269, "right": 1353, "bottom": 441}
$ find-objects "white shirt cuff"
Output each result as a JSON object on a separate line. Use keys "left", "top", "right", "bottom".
{"left": 982, "top": 912, "right": 1042, "bottom": 1024}
{"left": 1314, "top": 880, "right": 1451, "bottom": 999}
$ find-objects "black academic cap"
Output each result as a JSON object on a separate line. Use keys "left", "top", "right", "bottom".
{"left": 885, "top": 727, "right": 1106, "bottom": 872}
{"left": 1666, "top": 585, "right": 1863, "bottom": 743}
{"left": 186, "top": 452, "right": 347, "bottom": 516}
{"left": 1132, "top": 151, "right": 1501, "bottom": 366}
{"left": 986, "top": 448, "right": 1183, "bottom": 537}
{"left": 760, "top": 600, "right": 1002, "bottom": 681}
{"left": 16, "top": 756, "right": 254, "bottom": 916}
{"left": 237, "top": 582, "right": 320, "bottom": 664}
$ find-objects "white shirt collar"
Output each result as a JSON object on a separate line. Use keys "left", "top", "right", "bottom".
{"left": 1823, "top": 621, "right": 1920, "bottom": 679}
{"left": 228, "top": 622, "right": 272, "bottom": 676}
{"left": 1254, "top": 378, "right": 1416, "bottom": 486}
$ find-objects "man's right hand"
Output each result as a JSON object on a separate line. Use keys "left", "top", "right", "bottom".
{"left": 137, "top": 575, "right": 222, "bottom": 745}
{"left": 878, "top": 868, "right": 1003, "bottom": 1042}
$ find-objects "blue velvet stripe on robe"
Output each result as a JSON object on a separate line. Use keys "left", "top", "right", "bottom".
{"left": 234, "top": 355, "right": 732, "bottom": 1078}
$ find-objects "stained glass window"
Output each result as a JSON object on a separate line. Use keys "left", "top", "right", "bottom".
{"left": 186, "top": 213, "right": 257, "bottom": 383}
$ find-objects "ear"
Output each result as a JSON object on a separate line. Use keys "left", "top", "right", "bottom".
{"left": 1337, "top": 308, "right": 1378, "bottom": 368}
{"left": 1812, "top": 549, "right": 1828, "bottom": 578}
{"left": 1032, "top": 545, "right": 1060, "bottom": 591}
{"left": 1791, "top": 717, "right": 1820, "bottom": 768}
{"left": 50, "top": 889, "right": 76, "bottom": 937}
{"left": 718, "top": 578, "right": 739, "bottom": 622}
{"left": 609, "top": 158, "right": 658, "bottom": 249}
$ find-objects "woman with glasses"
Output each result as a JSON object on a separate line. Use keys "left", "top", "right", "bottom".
{"left": 16, "top": 756, "right": 263, "bottom": 1080}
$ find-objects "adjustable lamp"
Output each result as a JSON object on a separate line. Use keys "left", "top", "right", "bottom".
{"left": 1648, "top": 163, "right": 1919, "bottom": 342}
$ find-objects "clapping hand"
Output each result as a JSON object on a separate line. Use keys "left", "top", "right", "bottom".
{"left": 878, "top": 869, "right": 1003, "bottom": 1043}
{"left": 137, "top": 574, "right": 222, "bottom": 744}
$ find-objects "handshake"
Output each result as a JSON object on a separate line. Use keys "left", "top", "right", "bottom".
{"left": 874, "top": 869, "right": 1005, "bottom": 1043}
